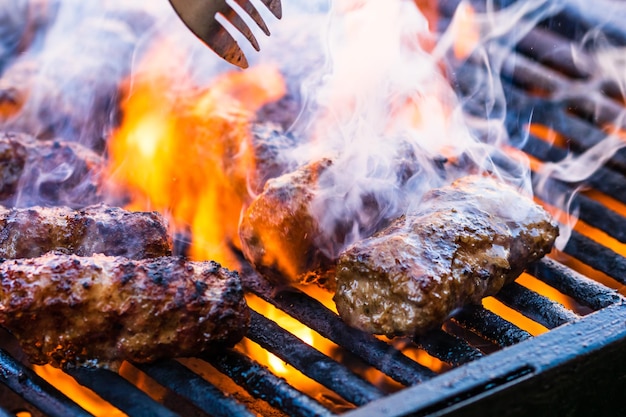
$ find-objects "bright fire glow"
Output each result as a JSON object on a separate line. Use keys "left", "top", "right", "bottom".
{"left": 34, "top": 365, "right": 126, "bottom": 416}
{"left": 450, "top": 2, "right": 479, "bottom": 60}
{"left": 106, "top": 44, "right": 286, "bottom": 267}
{"left": 240, "top": 292, "right": 352, "bottom": 404}
{"left": 523, "top": 123, "right": 626, "bottom": 297}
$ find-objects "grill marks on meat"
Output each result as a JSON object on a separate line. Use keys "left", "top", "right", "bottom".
{"left": 0, "top": 253, "right": 249, "bottom": 370}
{"left": 0, "top": 204, "right": 171, "bottom": 259}
{"left": 334, "top": 176, "right": 559, "bottom": 336}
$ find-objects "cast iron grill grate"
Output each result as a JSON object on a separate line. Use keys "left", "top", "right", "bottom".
{"left": 2, "top": 0, "right": 626, "bottom": 416}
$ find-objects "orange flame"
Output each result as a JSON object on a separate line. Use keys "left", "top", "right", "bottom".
{"left": 241, "top": 292, "right": 351, "bottom": 409}
{"left": 34, "top": 365, "right": 126, "bottom": 416}
{"left": 107, "top": 44, "right": 286, "bottom": 266}
{"left": 450, "top": 2, "right": 479, "bottom": 60}
{"left": 520, "top": 124, "right": 626, "bottom": 297}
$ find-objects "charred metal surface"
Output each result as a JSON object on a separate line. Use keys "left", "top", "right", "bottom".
{"left": 66, "top": 367, "right": 180, "bottom": 417}
{"left": 450, "top": 39, "right": 626, "bottom": 182}
{"left": 0, "top": 349, "right": 91, "bottom": 417}
{"left": 247, "top": 309, "right": 384, "bottom": 406}
{"left": 0, "top": 406, "right": 13, "bottom": 417}
{"left": 515, "top": 26, "right": 590, "bottom": 79}
{"left": 341, "top": 302, "right": 626, "bottom": 417}
{"left": 414, "top": 330, "right": 483, "bottom": 367}
{"left": 137, "top": 360, "right": 255, "bottom": 417}
{"left": 240, "top": 264, "right": 436, "bottom": 386}
{"left": 450, "top": 305, "right": 532, "bottom": 347}
{"left": 0, "top": 384, "right": 48, "bottom": 417}
{"left": 546, "top": 0, "right": 626, "bottom": 46}
{"left": 2, "top": 2, "right": 626, "bottom": 417}
{"left": 564, "top": 231, "right": 626, "bottom": 285}
{"left": 494, "top": 282, "right": 580, "bottom": 329}
{"left": 207, "top": 349, "right": 333, "bottom": 417}
{"left": 530, "top": 173, "right": 626, "bottom": 245}
{"left": 528, "top": 258, "right": 623, "bottom": 310}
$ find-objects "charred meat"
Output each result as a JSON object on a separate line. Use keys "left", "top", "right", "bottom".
{"left": 334, "top": 175, "right": 559, "bottom": 336}
{"left": 0, "top": 252, "right": 249, "bottom": 369}
{"left": 0, "top": 204, "right": 171, "bottom": 259}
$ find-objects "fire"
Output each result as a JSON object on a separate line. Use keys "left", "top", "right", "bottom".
{"left": 106, "top": 43, "right": 286, "bottom": 267}
{"left": 34, "top": 365, "right": 126, "bottom": 416}
{"left": 241, "top": 291, "right": 346, "bottom": 403}
{"left": 450, "top": 2, "right": 479, "bottom": 60}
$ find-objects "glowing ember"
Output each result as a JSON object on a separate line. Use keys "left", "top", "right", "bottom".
{"left": 450, "top": 2, "right": 479, "bottom": 60}
{"left": 241, "top": 293, "right": 346, "bottom": 402}
{"left": 34, "top": 365, "right": 126, "bottom": 416}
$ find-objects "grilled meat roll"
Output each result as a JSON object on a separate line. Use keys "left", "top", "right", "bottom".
{"left": 334, "top": 175, "right": 559, "bottom": 336}
{"left": 0, "top": 204, "right": 171, "bottom": 259}
{"left": 239, "top": 158, "right": 335, "bottom": 287}
{"left": 239, "top": 148, "right": 434, "bottom": 288}
{"left": 0, "top": 253, "right": 249, "bottom": 369}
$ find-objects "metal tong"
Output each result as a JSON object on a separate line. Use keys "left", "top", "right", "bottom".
{"left": 168, "top": 0, "right": 282, "bottom": 68}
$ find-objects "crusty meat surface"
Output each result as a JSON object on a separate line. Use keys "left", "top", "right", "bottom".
{"left": 0, "top": 204, "right": 171, "bottom": 259}
{"left": 0, "top": 253, "right": 249, "bottom": 369}
{"left": 239, "top": 158, "right": 335, "bottom": 286}
{"left": 239, "top": 149, "right": 432, "bottom": 289}
{"left": 334, "top": 175, "right": 559, "bottom": 337}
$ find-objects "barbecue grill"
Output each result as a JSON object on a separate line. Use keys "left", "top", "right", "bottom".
{"left": 3, "top": 0, "right": 626, "bottom": 416}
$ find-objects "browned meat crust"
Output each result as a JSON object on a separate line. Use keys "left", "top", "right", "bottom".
{"left": 0, "top": 253, "right": 249, "bottom": 369}
{"left": 239, "top": 149, "right": 438, "bottom": 288}
{"left": 239, "top": 159, "right": 334, "bottom": 286}
{"left": 334, "top": 175, "right": 559, "bottom": 336}
{"left": 0, "top": 132, "right": 103, "bottom": 207}
{"left": 0, "top": 204, "right": 172, "bottom": 259}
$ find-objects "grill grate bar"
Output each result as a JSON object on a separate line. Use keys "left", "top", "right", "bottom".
{"left": 240, "top": 266, "right": 436, "bottom": 386}
{"left": 137, "top": 360, "right": 255, "bottom": 417}
{"left": 531, "top": 173, "right": 626, "bottom": 244}
{"left": 521, "top": 133, "right": 626, "bottom": 205}
{"left": 563, "top": 231, "right": 626, "bottom": 285}
{"left": 247, "top": 309, "right": 384, "bottom": 406}
{"left": 515, "top": 26, "right": 590, "bottom": 79}
{"left": 65, "top": 368, "right": 180, "bottom": 417}
{"left": 527, "top": 258, "right": 623, "bottom": 310}
{"left": 542, "top": 0, "right": 626, "bottom": 46}
{"left": 500, "top": 81, "right": 626, "bottom": 176}
{"left": 0, "top": 349, "right": 92, "bottom": 417}
{"left": 414, "top": 330, "right": 483, "bottom": 367}
{"left": 523, "top": 105, "right": 626, "bottom": 172}
{"left": 450, "top": 305, "right": 532, "bottom": 347}
{"left": 207, "top": 348, "right": 333, "bottom": 417}
{"left": 456, "top": 64, "right": 626, "bottom": 208}
{"left": 494, "top": 282, "right": 580, "bottom": 329}
{"left": 450, "top": 31, "right": 626, "bottom": 181}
